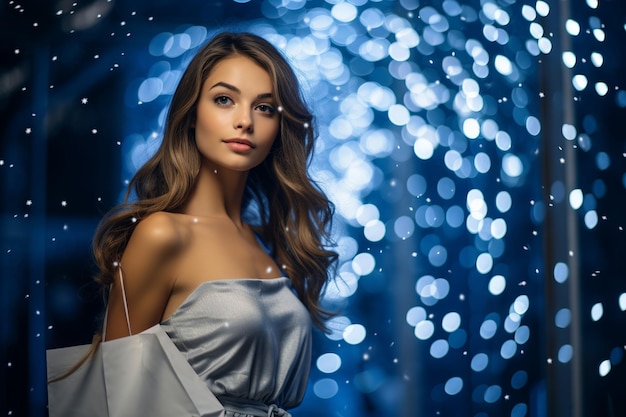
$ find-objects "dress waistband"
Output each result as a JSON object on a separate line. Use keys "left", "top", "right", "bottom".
{"left": 218, "top": 396, "right": 291, "bottom": 417}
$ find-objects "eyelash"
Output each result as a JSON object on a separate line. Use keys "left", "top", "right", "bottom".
{"left": 256, "top": 104, "right": 275, "bottom": 115}
{"left": 214, "top": 96, "right": 232, "bottom": 106}
{"left": 213, "top": 96, "right": 275, "bottom": 115}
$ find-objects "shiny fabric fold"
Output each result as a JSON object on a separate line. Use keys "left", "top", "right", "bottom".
{"left": 160, "top": 277, "right": 312, "bottom": 411}
{"left": 218, "top": 395, "right": 291, "bottom": 417}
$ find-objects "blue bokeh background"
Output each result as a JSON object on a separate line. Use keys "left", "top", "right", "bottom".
{"left": 1, "top": 1, "right": 626, "bottom": 416}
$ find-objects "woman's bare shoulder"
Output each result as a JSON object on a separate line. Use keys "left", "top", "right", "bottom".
{"left": 119, "top": 211, "right": 190, "bottom": 283}
{"left": 129, "top": 211, "right": 189, "bottom": 254}
{"left": 105, "top": 212, "right": 188, "bottom": 339}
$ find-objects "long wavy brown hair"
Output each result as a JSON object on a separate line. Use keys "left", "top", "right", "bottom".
{"left": 92, "top": 32, "right": 337, "bottom": 329}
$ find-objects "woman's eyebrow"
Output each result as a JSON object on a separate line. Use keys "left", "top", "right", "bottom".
{"left": 209, "top": 81, "right": 273, "bottom": 99}
{"left": 210, "top": 81, "right": 240, "bottom": 93}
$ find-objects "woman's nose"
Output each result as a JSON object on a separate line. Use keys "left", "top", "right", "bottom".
{"left": 234, "top": 108, "right": 253, "bottom": 132}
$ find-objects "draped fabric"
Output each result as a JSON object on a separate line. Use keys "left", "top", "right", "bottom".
{"left": 161, "top": 277, "right": 313, "bottom": 414}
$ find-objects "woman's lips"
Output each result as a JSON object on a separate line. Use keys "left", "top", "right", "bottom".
{"left": 223, "top": 138, "right": 255, "bottom": 152}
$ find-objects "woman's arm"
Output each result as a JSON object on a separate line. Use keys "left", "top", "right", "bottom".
{"left": 104, "top": 211, "right": 183, "bottom": 340}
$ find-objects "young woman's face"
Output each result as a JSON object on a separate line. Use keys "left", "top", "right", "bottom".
{"left": 194, "top": 55, "right": 279, "bottom": 172}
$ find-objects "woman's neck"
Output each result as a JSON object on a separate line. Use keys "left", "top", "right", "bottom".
{"left": 179, "top": 160, "right": 249, "bottom": 226}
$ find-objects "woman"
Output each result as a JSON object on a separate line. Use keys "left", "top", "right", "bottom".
{"left": 93, "top": 32, "right": 337, "bottom": 416}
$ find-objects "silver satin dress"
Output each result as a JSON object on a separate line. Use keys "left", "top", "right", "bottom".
{"left": 160, "top": 277, "right": 312, "bottom": 417}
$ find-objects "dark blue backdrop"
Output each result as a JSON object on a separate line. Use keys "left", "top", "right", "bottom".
{"left": 1, "top": 1, "right": 626, "bottom": 416}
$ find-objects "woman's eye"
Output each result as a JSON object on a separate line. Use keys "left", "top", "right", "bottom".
{"left": 257, "top": 104, "right": 275, "bottom": 115}
{"left": 215, "top": 96, "right": 232, "bottom": 106}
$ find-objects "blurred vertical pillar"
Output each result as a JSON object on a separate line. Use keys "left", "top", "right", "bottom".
{"left": 29, "top": 45, "right": 49, "bottom": 417}
{"left": 538, "top": 0, "right": 582, "bottom": 417}
{"left": 390, "top": 158, "right": 423, "bottom": 417}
